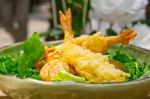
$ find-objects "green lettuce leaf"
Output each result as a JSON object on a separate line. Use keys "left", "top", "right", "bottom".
{"left": 18, "top": 33, "right": 44, "bottom": 77}
{"left": 55, "top": 70, "right": 86, "bottom": 82}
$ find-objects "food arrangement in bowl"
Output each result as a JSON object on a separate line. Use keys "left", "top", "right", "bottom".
{"left": 0, "top": 9, "right": 150, "bottom": 99}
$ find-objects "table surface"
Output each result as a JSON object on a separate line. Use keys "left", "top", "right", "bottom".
{"left": 0, "top": 91, "right": 9, "bottom": 99}
{"left": 1, "top": 91, "right": 150, "bottom": 99}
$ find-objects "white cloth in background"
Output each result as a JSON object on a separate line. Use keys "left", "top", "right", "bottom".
{"left": 132, "top": 24, "right": 150, "bottom": 50}
{"left": 89, "top": 0, "right": 150, "bottom": 50}
{"left": 89, "top": 0, "right": 148, "bottom": 33}
{"left": 91, "top": 0, "right": 148, "bottom": 23}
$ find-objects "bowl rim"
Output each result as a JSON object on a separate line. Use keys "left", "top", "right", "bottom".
{"left": 0, "top": 74, "right": 150, "bottom": 89}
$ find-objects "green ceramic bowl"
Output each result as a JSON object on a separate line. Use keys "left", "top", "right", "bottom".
{"left": 0, "top": 41, "right": 150, "bottom": 99}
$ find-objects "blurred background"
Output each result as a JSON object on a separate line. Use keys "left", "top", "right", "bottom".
{"left": 0, "top": 0, "right": 150, "bottom": 49}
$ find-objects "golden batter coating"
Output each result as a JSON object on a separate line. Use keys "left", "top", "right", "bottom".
{"left": 39, "top": 9, "right": 136, "bottom": 83}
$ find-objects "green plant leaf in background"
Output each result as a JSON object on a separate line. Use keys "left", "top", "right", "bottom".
{"left": 106, "top": 28, "right": 117, "bottom": 36}
{"left": 140, "top": 19, "right": 150, "bottom": 27}
{"left": 56, "top": 0, "right": 90, "bottom": 37}
{"left": 40, "top": 27, "right": 63, "bottom": 38}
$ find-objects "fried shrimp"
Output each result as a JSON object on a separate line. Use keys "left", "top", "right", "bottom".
{"left": 74, "top": 29, "right": 136, "bottom": 53}
{"left": 40, "top": 59, "right": 71, "bottom": 81}
{"left": 39, "top": 9, "right": 137, "bottom": 83}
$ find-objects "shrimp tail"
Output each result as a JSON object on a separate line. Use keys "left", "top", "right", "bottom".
{"left": 59, "top": 8, "right": 74, "bottom": 42}
{"left": 107, "top": 28, "right": 137, "bottom": 47}
{"left": 119, "top": 28, "right": 137, "bottom": 45}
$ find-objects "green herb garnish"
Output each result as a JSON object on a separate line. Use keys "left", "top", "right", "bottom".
{"left": 0, "top": 55, "right": 18, "bottom": 75}
{"left": 0, "top": 33, "right": 44, "bottom": 80}
{"left": 109, "top": 45, "right": 150, "bottom": 81}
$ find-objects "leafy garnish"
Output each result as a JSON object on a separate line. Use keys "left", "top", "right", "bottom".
{"left": 55, "top": 70, "right": 86, "bottom": 82}
{"left": 0, "top": 33, "right": 44, "bottom": 80}
{"left": 0, "top": 55, "right": 18, "bottom": 75}
{"left": 18, "top": 33, "right": 44, "bottom": 77}
{"left": 109, "top": 45, "right": 150, "bottom": 81}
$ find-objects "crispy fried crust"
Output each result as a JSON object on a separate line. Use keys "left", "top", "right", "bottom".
{"left": 38, "top": 9, "right": 137, "bottom": 83}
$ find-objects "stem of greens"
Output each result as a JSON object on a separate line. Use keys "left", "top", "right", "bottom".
{"left": 61, "top": 0, "right": 67, "bottom": 12}
{"left": 88, "top": 10, "right": 93, "bottom": 32}
{"left": 118, "top": 44, "right": 124, "bottom": 53}
{"left": 51, "top": 0, "right": 59, "bottom": 39}
{"left": 82, "top": 0, "right": 88, "bottom": 27}
{"left": 67, "top": 0, "right": 82, "bottom": 8}
{"left": 52, "top": 0, "right": 57, "bottom": 27}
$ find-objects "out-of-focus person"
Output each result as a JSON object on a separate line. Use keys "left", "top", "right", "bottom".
{"left": 0, "top": 0, "right": 30, "bottom": 42}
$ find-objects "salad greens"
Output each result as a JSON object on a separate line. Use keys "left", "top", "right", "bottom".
{"left": 0, "top": 33, "right": 87, "bottom": 81}
{"left": 0, "top": 55, "right": 18, "bottom": 75}
{"left": 0, "top": 33, "right": 150, "bottom": 82}
{"left": 109, "top": 45, "right": 150, "bottom": 81}
{"left": 0, "top": 33, "right": 44, "bottom": 79}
